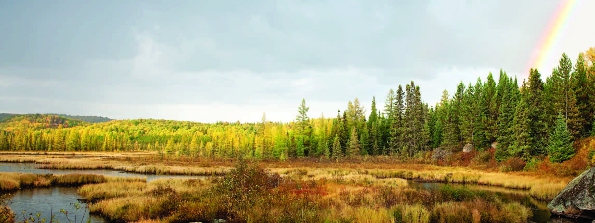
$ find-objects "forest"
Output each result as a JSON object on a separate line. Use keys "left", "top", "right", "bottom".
{"left": 1, "top": 51, "right": 594, "bottom": 164}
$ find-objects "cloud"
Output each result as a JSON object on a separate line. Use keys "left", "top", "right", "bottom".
{"left": 0, "top": 1, "right": 593, "bottom": 122}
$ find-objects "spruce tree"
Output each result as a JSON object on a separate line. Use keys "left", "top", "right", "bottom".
{"left": 496, "top": 76, "right": 517, "bottom": 161}
{"left": 389, "top": 85, "right": 404, "bottom": 154}
{"left": 509, "top": 92, "right": 532, "bottom": 160}
{"left": 347, "top": 126, "right": 360, "bottom": 157}
{"left": 525, "top": 68, "right": 549, "bottom": 155}
{"left": 572, "top": 53, "right": 592, "bottom": 136}
{"left": 483, "top": 73, "right": 499, "bottom": 144}
{"left": 547, "top": 113, "right": 575, "bottom": 163}
{"left": 332, "top": 134, "right": 342, "bottom": 160}
{"left": 368, "top": 97, "right": 380, "bottom": 155}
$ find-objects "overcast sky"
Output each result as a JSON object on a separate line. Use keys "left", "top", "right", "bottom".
{"left": 1, "top": 0, "right": 594, "bottom": 123}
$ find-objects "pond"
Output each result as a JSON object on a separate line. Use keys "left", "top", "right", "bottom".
{"left": 5, "top": 187, "right": 105, "bottom": 223}
{"left": 408, "top": 181, "right": 557, "bottom": 223}
{"left": 0, "top": 162, "right": 199, "bottom": 182}
{"left": 0, "top": 162, "right": 576, "bottom": 223}
{"left": 0, "top": 162, "right": 201, "bottom": 223}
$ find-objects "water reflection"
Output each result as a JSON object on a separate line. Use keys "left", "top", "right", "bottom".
{"left": 0, "top": 162, "right": 199, "bottom": 182}
{"left": 407, "top": 181, "right": 556, "bottom": 223}
{"left": 6, "top": 187, "right": 105, "bottom": 223}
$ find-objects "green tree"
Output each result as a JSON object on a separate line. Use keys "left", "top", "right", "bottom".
{"left": 389, "top": 85, "right": 405, "bottom": 154}
{"left": 572, "top": 53, "right": 593, "bottom": 137}
{"left": 347, "top": 126, "right": 360, "bottom": 157}
{"left": 368, "top": 97, "right": 381, "bottom": 155}
{"left": 509, "top": 90, "right": 532, "bottom": 160}
{"left": 547, "top": 113, "right": 575, "bottom": 163}
{"left": 525, "top": 68, "right": 549, "bottom": 155}
{"left": 331, "top": 134, "right": 342, "bottom": 160}
{"left": 495, "top": 75, "right": 518, "bottom": 161}
{"left": 295, "top": 99, "right": 311, "bottom": 157}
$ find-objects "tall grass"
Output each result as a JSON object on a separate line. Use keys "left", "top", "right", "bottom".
{"left": 0, "top": 172, "right": 143, "bottom": 192}
{"left": 78, "top": 160, "right": 534, "bottom": 223}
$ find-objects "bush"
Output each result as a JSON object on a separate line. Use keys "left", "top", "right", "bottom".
{"left": 430, "top": 202, "right": 472, "bottom": 223}
{"left": 523, "top": 158, "right": 540, "bottom": 171}
{"left": 392, "top": 204, "right": 430, "bottom": 223}
{"left": 498, "top": 157, "right": 526, "bottom": 172}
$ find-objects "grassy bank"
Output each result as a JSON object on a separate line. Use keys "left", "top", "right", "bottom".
{"left": 0, "top": 151, "right": 573, "bottom": 201}
{"left": 78, "top": 160, "right": 533, "bottom": 223}
{"left": 0, "top": 172, "right": 145, "bottom": 191}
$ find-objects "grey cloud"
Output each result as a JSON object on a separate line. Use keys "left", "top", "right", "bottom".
{"left": 0, "top": 0, "right": 589, "bottom": 121}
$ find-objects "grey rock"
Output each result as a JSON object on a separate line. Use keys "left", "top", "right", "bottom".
{"left": 462, "top": 143, "right": 474, "bottom": 153}
{"left": 548, "top": 167, "right": 595, "bottom": 220}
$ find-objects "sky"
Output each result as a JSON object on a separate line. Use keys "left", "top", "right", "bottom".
{"left": 1, "top": 0, "right": 594, "bottom": 123}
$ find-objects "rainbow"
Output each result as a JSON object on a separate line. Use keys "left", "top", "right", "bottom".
{"left": 526, "top": 0, "right": 578, "bottom": 74}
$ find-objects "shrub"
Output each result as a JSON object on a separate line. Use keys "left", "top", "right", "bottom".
{"left": 430, "top": 202, "right": 472, "bottom": 223}
{"left": 523, "top": 158, "right": 540, "bottom": 171}
{"left": 392, "top": 204, "right": 430, "bottom": 223}
{"left": 498, "top": 157, "right": 526, "bottom": 172}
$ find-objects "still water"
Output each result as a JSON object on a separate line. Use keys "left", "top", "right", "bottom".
{"left": 0, "top": 162, "right": 576, "bottom": 223}
{"left": 0, "top": 162, "right": 201, "bottom": 223}
{"left": 5, "top": 187, "right": 105, "bottom": 223}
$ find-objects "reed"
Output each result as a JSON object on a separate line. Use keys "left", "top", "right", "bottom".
{"left": 0, "top": 172, "right": 142, "bottom": 192}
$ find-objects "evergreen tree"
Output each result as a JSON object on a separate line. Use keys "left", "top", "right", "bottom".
{"left": 547, "top": 54, "right": 582, "bottom": 139}
{"left": 295, "top": 99, "right": 311, "bottom": 157}
{"left": 368, "top": 97, "right": 381, "bottom": 155}
{"left": 495, "top": 76, "right": 518, "bottom": 161}
{"left": 509, "top": 92, "right": 532, "bottom": 160}
{"left": 389, "top": 85, "right": 405, "bottom": 154}
{"left": 572, "top": 53, "right": 592, "bottom": 137}
{"left": 359, "top": 125, "right": 369, "bottom": 155}
{"left": 483, "top": 73, "right": 499, "bottom": 144}
{"left": 347, "top": 126, "right": 360, "bottom": 157}
{"left": 332, "top": 134, "right": 342, "bottom": 159}
{"left": 384, "top": 89, "right": 396, "bottom": 119}
{"left": 547, "top": 113, "right": 575, "bottom": 163}
{"left": 525, "top": 68, "right": 549, "bottom": 154}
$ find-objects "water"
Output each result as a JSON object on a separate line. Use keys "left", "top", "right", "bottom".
{"left": 0, "top": 162, "right": 574, "bottom": 223}
{"left": 0, "top": 162, "right": 202, "bottom": 223}
{"left": 408, "top": 181, "right": 558, "bottom": 223}
{"left": 0, "top": 162, "right": 199, "bottom": 182}
{"left": 5, "top": 187, "right": 105, "bottom": 223}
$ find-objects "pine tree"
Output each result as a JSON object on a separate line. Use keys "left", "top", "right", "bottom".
{"left": 295, "top": 99, "right": 311, "bottom": 157}
{"left": 331, "top": 134, "right": 342, "bottom": 160}
{"left": 359, "top": 125, "right": 369, "bottom": 155}
{"left": 483, "top": 73, "right": 499, "bottom": 144}
{"left": 525, "top": 68, "right": 549, "bottom": 155}
{"left": 495, "top": 76, "right": 518, "bottom": 161}
{"left": 389, "top": 85, "right": 405, "bottom": 154}
{"left": 368, "top": 97, "right": 380, "bottom": 155}
{"left": 347, "top": 126, "right": 360, "bottom": 157}
{"left": 547, "top": 113, "right": 575, "bottom": 163}
{"left": 509, "top": 93, "right": 532, "bottom": 160}
{"left": 547, "top": 54, "right": 582, "bottom": 139}
{"left": 572, "top": 53, "right": 591, "bottom": 137}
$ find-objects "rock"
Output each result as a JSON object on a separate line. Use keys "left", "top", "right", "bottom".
{"left": 548, "top": 167, "right": 595, "bottom": 220}
{"left": 431, "top": 148, "right": 452, "bottom": 161}
{"left": 491, "top": 142, "right": 498, "bottom": 150}
{"left": 462, "top": 143, "right": 474, "bottom": 153}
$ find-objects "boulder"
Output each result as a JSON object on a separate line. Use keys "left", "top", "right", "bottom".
{"left": 431, "top": 148, "right": 452, "bottom": 161}
{"left": 548, "top": 167, "right": 595, "bottom": 220}
{"left": 462, "top": 143, "right": 474, "bottom": 153}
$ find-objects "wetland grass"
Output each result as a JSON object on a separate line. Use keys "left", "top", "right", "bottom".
{"left": 77, "top": 160, "right": 535, "bottom": 223}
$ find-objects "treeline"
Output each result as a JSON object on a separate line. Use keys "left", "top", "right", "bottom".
{"left": 0, "top": 113, "right": 112, "bottom": 123}
{"left": 0, "top": 51, "right": 594, "bottom": 162}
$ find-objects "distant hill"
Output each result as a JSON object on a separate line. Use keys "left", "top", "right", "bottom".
{"left": 46, "top": 114, "right": 112, "bottom": 123}
{"left": 0, "top": 114, "right": 88, "bottom": 131}
{"left": 0, "top": 113, "right": 112, "bottom": 123}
